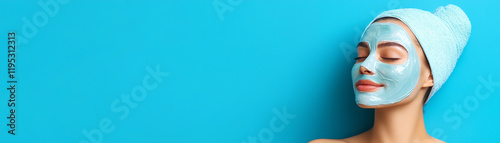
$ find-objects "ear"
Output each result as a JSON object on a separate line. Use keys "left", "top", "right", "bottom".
{"left": 422, "top": 73, "right": 434, "bottom": 87}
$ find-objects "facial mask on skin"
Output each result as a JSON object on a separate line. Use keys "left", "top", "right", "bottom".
{"left": 351, "top": 23, "right": 421, "bottom": 106}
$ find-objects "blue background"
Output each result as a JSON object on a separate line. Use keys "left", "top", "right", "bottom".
{"left": 1, "top": 0, "right": 499, "bottom": 143}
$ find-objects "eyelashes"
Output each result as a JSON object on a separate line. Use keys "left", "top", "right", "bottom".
{"left": 354, "top": 57, "right": 401, "bottom": 61}
{"left": 382, "top": 58, "right": 400, "bottom": 61}
{"left": 354, "top": 57, "right": 367, "bottom": 60}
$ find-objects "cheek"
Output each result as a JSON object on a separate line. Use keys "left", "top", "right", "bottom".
{"left": 377, "top": 64, "right": 396, "bottom": 77}
{"left": 351, "top": 64, "right": 360, "bottom": 80}
{"left": 376, "top": 54, "right": 421, "bottom": 89}
{"left": 351, "top": 64, "right": 366, "bottom": 88}
{"left": 376, "top": 63, "right": 411, "bottom": 85}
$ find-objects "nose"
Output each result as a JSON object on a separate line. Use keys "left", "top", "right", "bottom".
{"left": 359, "top": 66, "right": 374, "bottom": 75}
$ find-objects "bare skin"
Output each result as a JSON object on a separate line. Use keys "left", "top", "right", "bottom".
{"left": 310, "top": 18, "right": 445, "bottom": 143}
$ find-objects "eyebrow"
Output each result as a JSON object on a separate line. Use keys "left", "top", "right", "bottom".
{"left": 357, "top": 42, "right": 369, "bottom": 48}
{"left": 378, "top": 42, "right": 405, "bottom": 49}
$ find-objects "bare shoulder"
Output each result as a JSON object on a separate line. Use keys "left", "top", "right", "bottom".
{"left": 431, "top": 138, "right": 446, "bottom": 143}
{"left": 309, "top": 135, "right": 362, "bottom": 143}
{"left": 308, "top": 139, "right": 347, "bottom": 143}
{"left": 309, "top": 130, "right": 370, "bottom": 143}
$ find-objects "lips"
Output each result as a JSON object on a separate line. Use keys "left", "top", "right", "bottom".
{"left": 355, "top": 80, "right": 384, "bottom": 92}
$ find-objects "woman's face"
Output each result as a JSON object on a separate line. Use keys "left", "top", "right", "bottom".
{"left": 352, "top": 18, "right": 433, "bottom": 108}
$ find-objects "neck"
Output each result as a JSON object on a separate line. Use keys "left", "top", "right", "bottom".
{"left": 368, "top": 97, "right": 430, "bottom": 143}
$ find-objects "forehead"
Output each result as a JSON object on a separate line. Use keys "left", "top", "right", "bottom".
{"left": 373, "top": 18, "right": 420, "bottom": 46}
{"left": 360, "top": 23, "right": 413, "bottom": 50}
{"left": 362, "top": 23, "right": 410, "bottom": 42}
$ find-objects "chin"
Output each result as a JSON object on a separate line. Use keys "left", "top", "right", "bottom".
{"left": 356, "top": 102, "right": 400, "bottom": 108}
{"left": 355, "top": 92, "right": 419, "bottom": 109}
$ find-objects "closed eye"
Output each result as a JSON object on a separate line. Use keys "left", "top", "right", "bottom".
{"left": 382, "top": 58, "right": 400, "bottom": 60}
{"left": 354, "top": 57, "right": 367, "bottom": 60}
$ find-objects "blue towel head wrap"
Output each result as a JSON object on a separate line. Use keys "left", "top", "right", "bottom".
{"left": 364, "top": 4, "right": 471, "bottom": 104}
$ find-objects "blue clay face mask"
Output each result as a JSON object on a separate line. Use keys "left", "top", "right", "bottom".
{"left": 352, "top": 23, "right": 421, "bottom": 106}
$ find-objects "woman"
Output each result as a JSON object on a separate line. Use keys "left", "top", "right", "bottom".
{"left": 311, "top": 4, "right": 471, "bottom": 143}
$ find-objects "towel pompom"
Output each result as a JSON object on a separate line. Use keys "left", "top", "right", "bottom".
{"left": 434, "top": 4, "right": 471, "bottom": 57}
